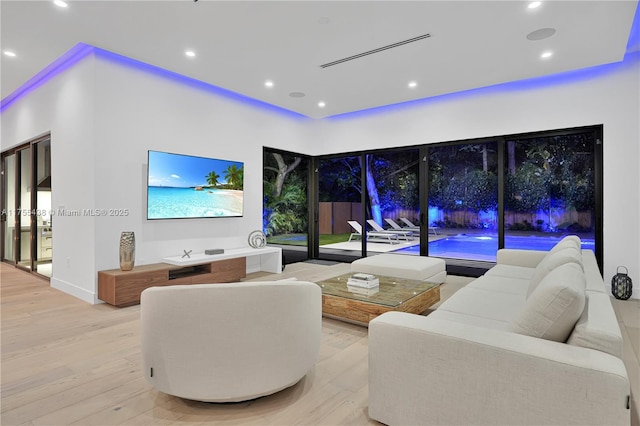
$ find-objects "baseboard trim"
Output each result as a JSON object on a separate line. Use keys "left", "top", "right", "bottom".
{"left": 51, "top": 277, "right": 98, "bottom": 304}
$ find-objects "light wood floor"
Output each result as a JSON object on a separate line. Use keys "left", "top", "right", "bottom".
{"left": 1, "top": 261, "right": 639, "bottom": 426}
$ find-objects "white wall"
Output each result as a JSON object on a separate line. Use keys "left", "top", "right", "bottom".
{"left": 1, "top": 55, "right": 98, "bottom": 302}
{"left": 91, "top": 54, "right": 309, "bottom": 282}
{"left": 1, "top": 51, "right": 310, "bottom": 303}
{"left": 2, "top": 49, "right": 638, "bottom": 301}
{"left": 308, "top": 53, "right": 640, "bottom": 297}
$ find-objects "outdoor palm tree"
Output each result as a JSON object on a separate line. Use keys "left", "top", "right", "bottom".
{"left": 206, "top": 171, "right": 220, "bottom": 187}
{"left": 224, "top": 164, "right": 243, "bottom": 190}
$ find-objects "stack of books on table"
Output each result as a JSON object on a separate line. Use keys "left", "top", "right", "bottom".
{"left": 347, "top": 285, "right": 380, "bottom": 296}
{"left": 347, "top": 273, "right": 380, "bottom": 289}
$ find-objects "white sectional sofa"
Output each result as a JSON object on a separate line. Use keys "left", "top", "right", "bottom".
{"left": 369, "top": 236, "right": 631, "bottom": 425}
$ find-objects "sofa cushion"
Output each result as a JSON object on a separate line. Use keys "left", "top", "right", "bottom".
{"left": 550, "top": 235, "right": 581, "bottom": 253}
{"left": 527, "top": 247, "right": 582, "bottom": 298}
{"left": 428, "top": 309, "right": 510, "bottom": 331}
{"left": 484, "top": 264, "right": 536, "bottom": 280}
{"left": 437, "top": 287, "right": 526, "bottom": 323}
{"left": 508, "top": 262, "right": 586, "bottom": 342}
{"left": 567, "top": 291, "right": 624, "bottom": 358}
{"left": 466, "top": 274, "right": 530, "bottom": 296}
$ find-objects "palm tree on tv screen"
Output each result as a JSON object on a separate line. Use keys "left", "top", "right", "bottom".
{"left": 224, "top": 164, "right": 243, "bottom": 190}
{"left": 206, "top": 171, "right": 220, "bottom": 187}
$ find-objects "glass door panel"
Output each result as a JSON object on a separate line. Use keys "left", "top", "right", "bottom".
{"left": 35, "top": 139, "right": 52, "bottom": 277}
{"left": 2, "top": 154, "right": 16, "bottom": 263}
{"left": 504, "top": 133, "right": 596, "bottom": 252}
{"left": 366, "top": 150, "right": 420, "bottom": 256}
{"left": 318, "top": 156, "right": 362, "bottom": 259}
{"left": 17, "top": 146, "right": 32, "bottom": 269}
{"left": 428, "top": 142, "right": 499, "bottom": 261}
{"left": 263, "top": 150, "right": 308, "bottom": 262}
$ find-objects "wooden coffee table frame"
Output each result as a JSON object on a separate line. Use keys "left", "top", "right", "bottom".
{"left": 317, "top": 274, "right": 440, "bottom": 325}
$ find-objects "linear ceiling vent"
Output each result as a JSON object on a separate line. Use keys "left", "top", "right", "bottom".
{"left": 320, "top": 33, "right": 431, "bottom": 68}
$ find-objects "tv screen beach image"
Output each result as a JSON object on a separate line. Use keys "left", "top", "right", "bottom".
{"left": 147, "top": 150, "right": 244, "bottom": 219}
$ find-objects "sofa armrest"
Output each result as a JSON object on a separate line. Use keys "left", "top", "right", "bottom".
{"left": 496, "top": 248, "right": 547, "bottom": 267}
{"left": 369, "top": 312, "right": 630, "bottom": 426}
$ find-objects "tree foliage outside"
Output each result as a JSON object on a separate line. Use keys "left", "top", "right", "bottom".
{"left": 370, "top": 152, "right": 420, "bottom": 221}
{"left": 317, "top": 152, "right": 420, "bottom": 225}
{"left": 429, "top": 143, "right": 498, "bottom": 228}
{"left": 263, "top": 151, "right": 308, "bottom": 237}
{"left": 318, "top": 157, "right": 362, "bottom": 203}
{"left": 262, "top": 132, "right": 596, "bottom": 240}
{"left": 504, "top": 133, "right": 595, "bottom": 232}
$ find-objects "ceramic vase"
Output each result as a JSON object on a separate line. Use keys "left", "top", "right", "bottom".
{"left": 119, "top": 231, "right": 135, "bottom": 271}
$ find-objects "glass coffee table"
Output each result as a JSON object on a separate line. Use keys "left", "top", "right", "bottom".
{"left": 315, "top": 273, "right": 440, "bottom": 325}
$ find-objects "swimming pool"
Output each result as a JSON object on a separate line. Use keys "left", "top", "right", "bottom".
{"left": 399, "top": 234, "right": 595, "bottom": 262}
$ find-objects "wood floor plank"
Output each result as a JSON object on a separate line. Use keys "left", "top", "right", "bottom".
{"left": 2, "top": 261, "right": 638, "bottom": 426}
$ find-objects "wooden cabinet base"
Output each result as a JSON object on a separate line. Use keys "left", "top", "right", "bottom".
{"left": 98, "top": 257, "right": 246, "bottom": 307}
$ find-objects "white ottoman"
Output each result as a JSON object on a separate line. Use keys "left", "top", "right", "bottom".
{"left": 351, "top": 254, "right": 446, "bottom": 284}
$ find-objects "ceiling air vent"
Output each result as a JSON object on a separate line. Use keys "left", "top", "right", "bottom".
{"left": 320, "top": 33, "right": 431, "bottom": 69}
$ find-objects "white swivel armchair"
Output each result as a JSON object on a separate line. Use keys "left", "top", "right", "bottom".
{"left": 140, "top": 280, "right": 322, "bottom": 402}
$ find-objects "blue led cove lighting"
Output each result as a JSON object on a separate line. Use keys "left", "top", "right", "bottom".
{"left": 1, "top": 43, "right": 94, "bottom": 112}
{"left": 1, "top": 43, "right": 308, "bottom": 120}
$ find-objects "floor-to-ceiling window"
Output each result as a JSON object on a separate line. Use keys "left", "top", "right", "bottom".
{"left": 317, "top": 155, "right": 363, "bottom": 260}
{"left": 2, "top": 153, "right": 16, "bottom": 264}
{"left": 17, "top": 145, "right": 32, "bottom": 269}
{"left": 504, "top": 129, "right": 598, "bottom": 253}
{"left": 1, "top": 135, "right": 52, "bottom": 278}
{"left": 427, "top": 141, "right": 499, "bottom": 261}
{"left": 263, "top": 148, "right": 310, "bottom": 264}
{"left": 262, "top": 125, "right": 602, "bottom": 270}
{"left": 366, "top": 149, "right": 420, "bottom": 256}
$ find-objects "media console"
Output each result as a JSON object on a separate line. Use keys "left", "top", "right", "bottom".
{"left": 98, "top": 246, "right": 282, "bottom": 307}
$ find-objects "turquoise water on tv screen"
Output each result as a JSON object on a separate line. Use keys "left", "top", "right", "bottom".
{"left": 147, "top": 186, "right": 243, "bottom": 219}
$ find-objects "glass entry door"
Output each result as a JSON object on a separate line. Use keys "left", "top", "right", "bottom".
{"left": 1, "top": 136, "right": 52, "bottom": 278}
{"left": 2, "top": 153, "right": 16, "bottom": 264}
{"left": 17, "top": 145, "right": 33, "bottom": 269}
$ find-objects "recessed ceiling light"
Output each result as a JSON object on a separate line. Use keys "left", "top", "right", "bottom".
{"left": 54, "top": 0, "right": 68, "bottom": 8}
{"left": 318, "top": 101, "right": 326, "bottom": 108}
{"left": 185, "top": 50, "right": 196, "bottom": 58}
{"left": 408, "top": 81, "right": 418, "bottom": 89}
{"left": 528, "top": 1, "right": 542, "bottom": 9}
{"left": 3, "top": 50, "right": 16, "bottom": 57}
{"left": 540, "top": 51, "right": 553, "bottom": 59}
{"left": 264, "top": 80, "right": 274, "bottom": 88}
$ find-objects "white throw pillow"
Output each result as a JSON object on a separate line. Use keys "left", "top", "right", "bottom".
{"left": 527, "top": 247, "right": 582, "bottom": 298}
{"left": 509, "top": 262, "right": 586, "bottom": 342}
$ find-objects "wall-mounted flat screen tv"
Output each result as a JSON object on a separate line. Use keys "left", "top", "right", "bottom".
{"left": 147, "top": 150, "right": 244, "bottom": 220}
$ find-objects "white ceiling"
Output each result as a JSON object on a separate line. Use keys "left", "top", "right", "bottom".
{"left": 1, "top": 1, "right": 638, "bottom": 119}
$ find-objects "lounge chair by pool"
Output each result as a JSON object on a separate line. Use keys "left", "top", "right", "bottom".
{"left": 367, "top": 220, "right": 413, "bottom": 241}
{"left": 347, "top": 221, "right": 399, "bottom": 244}
{"left": 399, "top": 217, "right": 438, "bottom": 235}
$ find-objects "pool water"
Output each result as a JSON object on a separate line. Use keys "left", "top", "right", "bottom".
{"left": 399, "top": 234, "right": 594, "bottom": 262}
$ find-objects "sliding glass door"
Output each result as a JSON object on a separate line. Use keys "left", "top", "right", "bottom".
{"left": 1, "top": 136, "right": 53, "bottom": 278}
{"left": 317, "top": 155, "right": 362, "bottom": 259}
{"left": 366, "top": 149, "right": 420, "bottom": 256}
{"left": 262, "top": 125, "right": 602, "bottom": 269}
{"left": 2, "top": 153, "right": 16, "bottom": 264}
{"left": 427, "top": 141, "right": 499, "bottom": 261}
{"left": 504, "top": 131, "right": 597, "bottom": 252}
{"left": 17, "top": 146, "right": 32, "bottom": 269}
{"left": 263, "top": 149, "right": 309, "bottom": 263}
